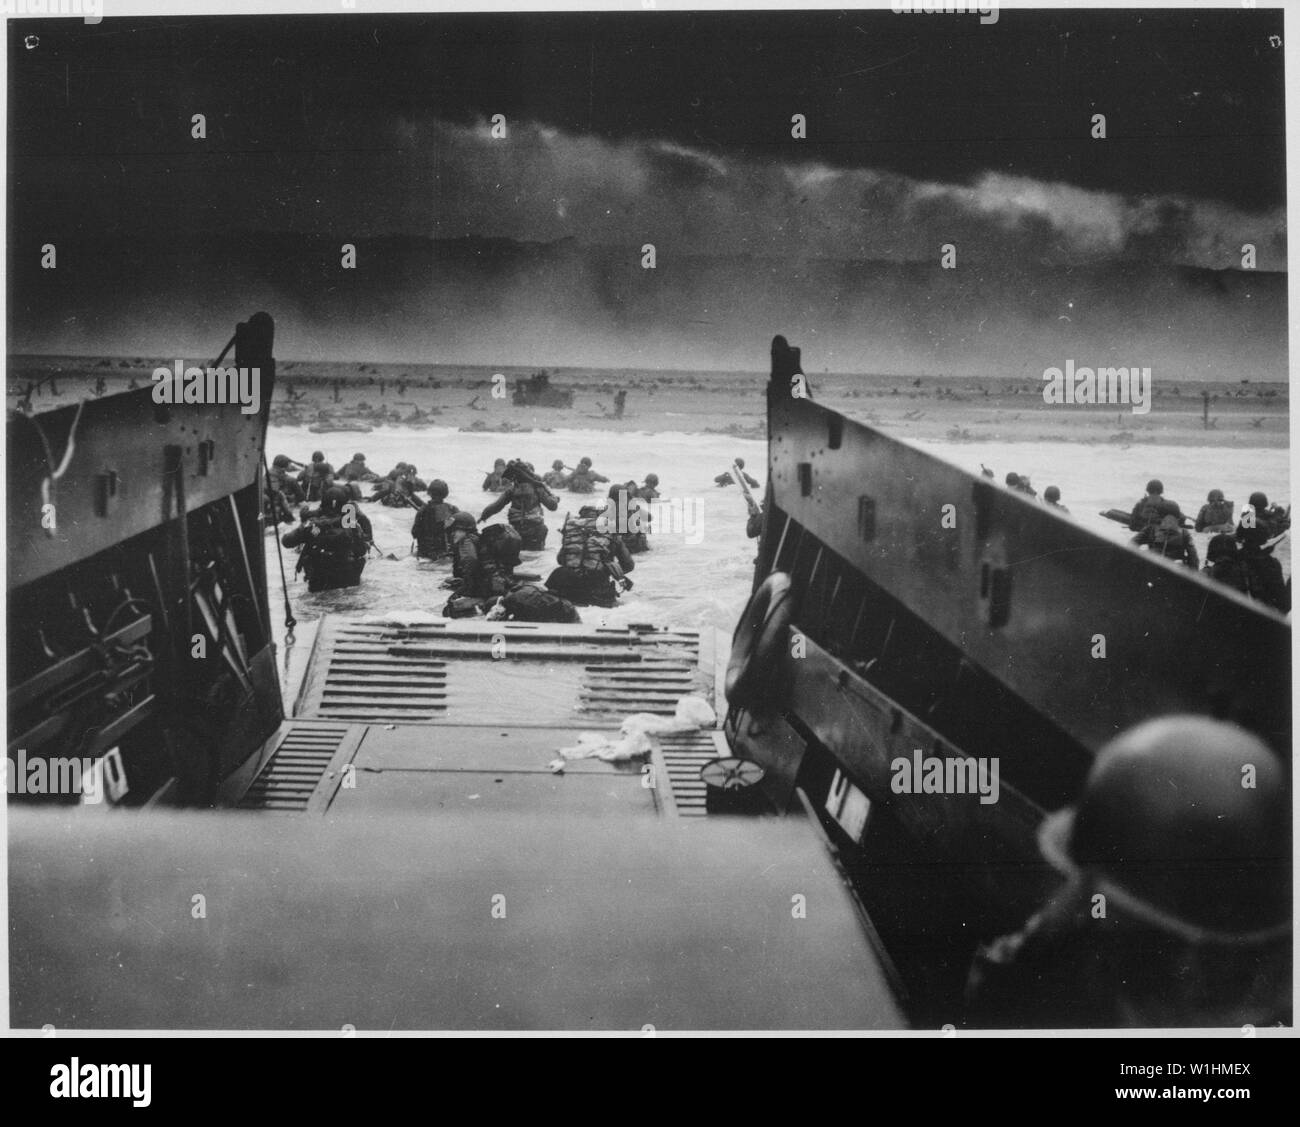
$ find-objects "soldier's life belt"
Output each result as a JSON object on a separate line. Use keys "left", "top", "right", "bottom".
{"left": 725, "top": 571, "right": 794, "bottom": 711}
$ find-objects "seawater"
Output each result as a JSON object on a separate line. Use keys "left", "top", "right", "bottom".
{"left": 264, "top": 425, "right": 1289, "bottom": 694}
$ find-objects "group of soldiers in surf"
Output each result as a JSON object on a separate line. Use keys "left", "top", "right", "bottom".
{"left": 1123, "top": 479, "right": 1290, "bottom": 612}
{"left": 266, "top": 448, "right": 662, "bottom": 622}
{"left": 986, "top": 463, "right": 1291, "bottom": 614}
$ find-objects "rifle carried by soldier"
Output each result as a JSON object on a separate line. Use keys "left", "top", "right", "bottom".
{"left": 732, "top": 461, "right": 764, "bottom": 539}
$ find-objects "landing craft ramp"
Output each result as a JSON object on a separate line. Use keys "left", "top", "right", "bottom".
{"left": 15, "top": 620, "right": 911, "bottom": 1030}
{"left": 223, "top": 618, "right": 726, "bottom": 818}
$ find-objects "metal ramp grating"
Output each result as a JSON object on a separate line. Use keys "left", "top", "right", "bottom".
{"left": 295, "top": 617, "right": 708, "bottom": 726}
{"left": 238, "top": 723, "right": 352, "bottom": 812}
{"left": 578, "top": 650, "right": 701, "bottom": 718}
{"left": 297, "top": 619, "right": 449, "bottom": 722}
{"left": 655, "top": 730, "right": 724, "bottom": 817}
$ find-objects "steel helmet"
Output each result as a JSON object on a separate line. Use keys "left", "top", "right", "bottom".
{"left": 321, "top": 486, "right": 349, "bottom": 513}
{"left": 447, "top": 511, "right": 477, "bottom": 531}
{"left": 427, "top": 479, "right": 449, "bottom": 499}
{"left": 1208, "top": 489, "right": 1224, "bottom": 503}
{"left": 1146, "top": 479, "right": 1164, "bottom": 495}
{"left": 1044, "top": 486, "right": 1061, "bottom": 503}
{"left": 1038, "top": 716, "right": 1289, "bottom": 943}
{"left": 1206, "top": 534, "right": 1237, "bottom": 563}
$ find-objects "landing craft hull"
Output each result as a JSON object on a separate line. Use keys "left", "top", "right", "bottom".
{"left": 7, "top": 314, "right": 283, "bottom": 807}
{"left": 7, "top": 324, "right": 1288, "bottom": 1030}
{"left": 726, "top": 338, "right": 1290, "bottom": 1019}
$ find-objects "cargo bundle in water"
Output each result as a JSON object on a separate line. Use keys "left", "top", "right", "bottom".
{"left": 7, "top": 325, "right": 1289, "bottom": 1031}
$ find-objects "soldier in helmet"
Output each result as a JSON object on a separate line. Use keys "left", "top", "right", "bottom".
{"left": 410, "top": 480, "right": 459, "bottom": 559}
{"left": 543, "top": 460, "right": 570, "bottom": 489}
{"left": 299, "top": 451, "right": 337, "bottom": 504}
{"left": 1043, "top": 485, "right": 1069, "bottom": 514}
{"left": 371, "top": 462, "right": 427, "bottom": 508}
{"left": 265, "top": 454, "right": 304, "bottom": 522}
{"left": 1129, "top": 479, "right": 1172, "bottom": 534}
{"left": 446, "top": 512, "right": 514, "bottom": 604}
{"left": 1132, "top": 501, "right": 1198, "bottom": 568}
{"left": 966, "top": 716, "right": 1290, "bottom": 1028}
{"left": 602, "top": 482, "right": 650, "bottom": 555}
{"left": 545, "top": 505, "right": 635, "bottom": 607}
{"left": 715, "top": 458, "right": 759, "bottom": 489}
{"left": 566, "top": 457, "right": 609, "bottom": 494}
{"left": 1195, "top": 489, "right": 1234, "bottom": 533}
{"left": 1203, "top": 533, "right": 1251, "bottom": 596}
{"left": 1236, "top": 492, "right": 1289, "bottom": 612}
{"left": 1004, "top": 472, "right": 1036, "bottom": 499}
{"left": 482, "top": 459, "right": 508, "bottom": 493}
{"left": 478, "top": 459, "right": 559, "bottom": 550}
{"left": 269, "top": 454, "right": 306, "bottom": 503}
{"left": 281, "top": 486, "right": 373, "bottom": 592}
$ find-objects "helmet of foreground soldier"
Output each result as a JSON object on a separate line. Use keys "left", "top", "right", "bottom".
{"left": 1038, "top": 716, "right": 1289, "bottom": 943}
{"left": 321, "top": 486, "right": 349, "bottom": 514}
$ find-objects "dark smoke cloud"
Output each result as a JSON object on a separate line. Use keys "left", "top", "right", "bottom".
{"left": 10, "top": 118, "right": 1286, "bottom": 379}
{"left": 405, "top": 118, "right": 1285, "bottom": 270}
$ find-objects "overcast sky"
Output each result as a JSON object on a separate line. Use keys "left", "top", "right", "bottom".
{"left": 6, "top": 10, "right": 1288, "bottom": 369}
{"left": 8, "top": 9, "right": 1287, "bottom": 264}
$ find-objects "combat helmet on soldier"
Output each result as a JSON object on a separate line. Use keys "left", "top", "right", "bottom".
{"left": 966, "top": 716, "right": 1290, "bottom": 1028}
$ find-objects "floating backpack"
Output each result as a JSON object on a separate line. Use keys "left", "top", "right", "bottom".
{"left": 503, "top": 584, "right": 580, "bottom": 623}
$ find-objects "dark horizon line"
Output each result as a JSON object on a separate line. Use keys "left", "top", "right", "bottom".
{"left": 7, "top": 352, "right": 1292, "bottom": 387}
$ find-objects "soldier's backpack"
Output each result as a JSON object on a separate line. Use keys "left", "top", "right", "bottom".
{"left": 442, "top": 595, "right": 486, "bottom": 618}
{"left": 481, "top": 522, "right": 523, "bottom": 569}
{"left": 557, "top": 517, "right": 612, "bottom": 574}
{"left": 503, "top": 584, "right": 580, "bottom": 624}
{"left": 310, "top": 515, "right": 360, "bottom": 558}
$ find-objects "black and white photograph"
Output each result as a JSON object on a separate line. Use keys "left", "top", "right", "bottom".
{"left": 4, "top": 0, "right": 1292, "bottom": 1053}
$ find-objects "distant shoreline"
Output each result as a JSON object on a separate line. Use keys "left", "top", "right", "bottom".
{"left": 8, "top": 353, "right": 1289, "bottom": 447}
